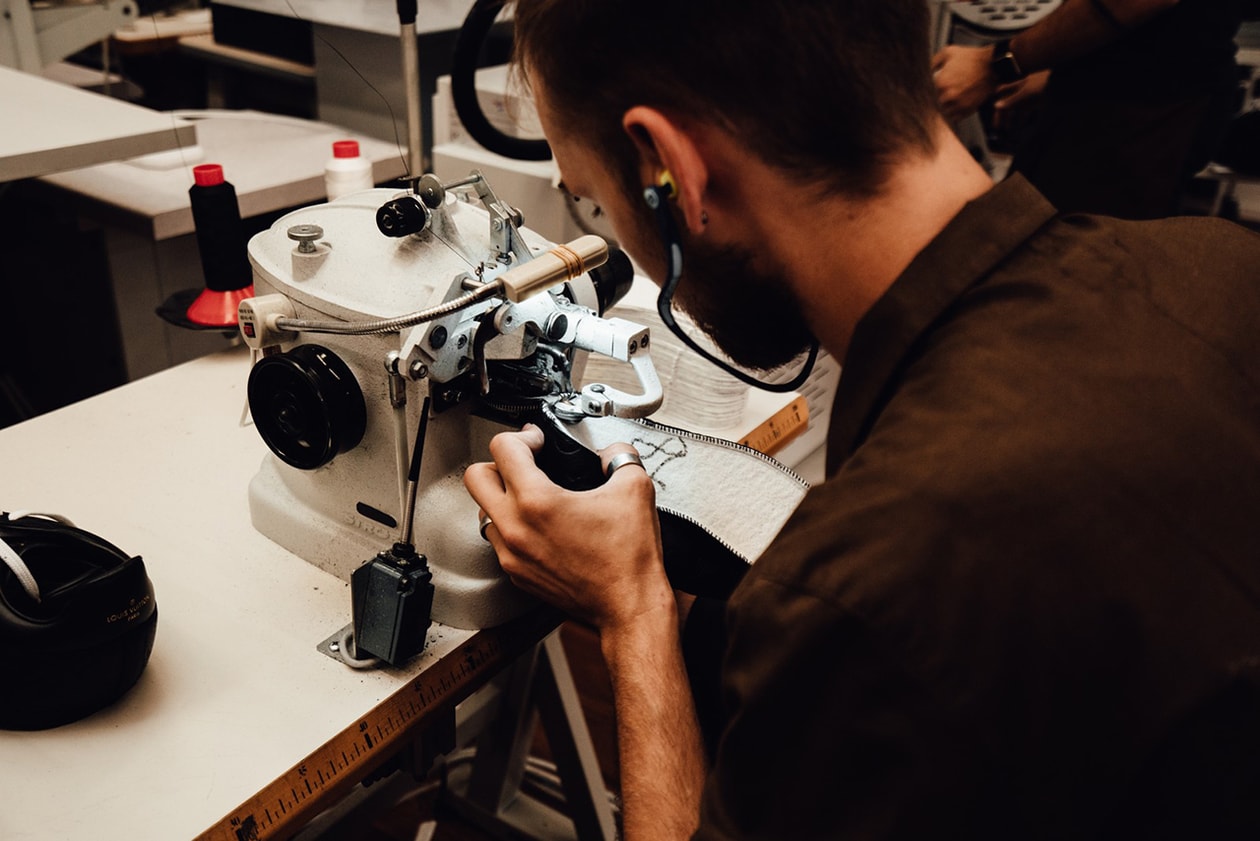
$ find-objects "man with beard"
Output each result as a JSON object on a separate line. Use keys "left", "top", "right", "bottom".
{"left": 463, "top": 1, "right": 1260, "bottom": 838}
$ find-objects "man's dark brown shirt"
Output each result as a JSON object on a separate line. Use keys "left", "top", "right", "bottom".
{"left": 698, "top": 176, "right": 1260, "bottom": 839}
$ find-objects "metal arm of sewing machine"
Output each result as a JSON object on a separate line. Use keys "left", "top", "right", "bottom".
{"left": 391, "top": 243, "right": 664, "bottom": 424}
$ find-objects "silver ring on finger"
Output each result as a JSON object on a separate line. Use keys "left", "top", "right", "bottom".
{"left": 605, "top": 451, "right": 645, "bottom": 478}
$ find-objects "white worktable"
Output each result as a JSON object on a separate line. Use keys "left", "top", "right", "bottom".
{"left": 0, "top": 64, "right": 197, "bottom": 181}
{"left": 0, "top": 349, "right": 508, "bottom": 840}
{"left": 38, "top": 109, "right": 409, "bottom": 241}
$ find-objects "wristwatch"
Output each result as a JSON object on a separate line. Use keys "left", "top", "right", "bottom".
{"left": 990, "top": 38, "right": 1027, "bottom": 84}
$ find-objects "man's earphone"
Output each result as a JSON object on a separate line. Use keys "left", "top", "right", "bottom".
{"left": 644, "top": 169, "right": 677, "bottom": 213}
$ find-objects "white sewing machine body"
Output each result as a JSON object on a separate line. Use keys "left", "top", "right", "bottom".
{"left": 240, "top": 177, "right": 655, "bottom": 630}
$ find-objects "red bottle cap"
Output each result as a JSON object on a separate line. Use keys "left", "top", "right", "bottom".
{"left": 192, "top": 164, "right": 225, "bottom": 187}
{"left": 332, "top": 140, "right": 361, "bottom": 159}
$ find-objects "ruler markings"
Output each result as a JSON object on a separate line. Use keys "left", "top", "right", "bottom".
{"left": 195, "top": 608, "right": 560, "bottom": 841}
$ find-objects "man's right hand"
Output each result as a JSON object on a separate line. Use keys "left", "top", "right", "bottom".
{"left": 463, "top": 425, "right": 674, "bottom": 636}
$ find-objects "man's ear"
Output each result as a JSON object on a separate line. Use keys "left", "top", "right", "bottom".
{"left": 622, "top": 106, "right": 710, "bottom": 234}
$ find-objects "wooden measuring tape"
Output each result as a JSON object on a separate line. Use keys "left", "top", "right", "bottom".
{"left": 195, "top": 608, "right": 560, "bottom": 841}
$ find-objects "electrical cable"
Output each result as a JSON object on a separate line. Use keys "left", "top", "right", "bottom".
{"left": 280, "top": 0, "right": 412, "bottom": 179}
{"left": 336, "top": 626, "right": 382, "bottom": 669}
{"left": 645, "top": 184, "right": 820, "bottom": 393}
{"left": 451, "top": 0, "right": 551, "bottom": 161}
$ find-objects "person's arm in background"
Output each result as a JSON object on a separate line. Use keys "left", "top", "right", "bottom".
{"left": 932, "top": 0, "right": 1180, "bottom": 121}
{"left": 464, "top": 427, "right": 707, "bottom": 841}
{"left": 992, "top": 69, "right": 1052, "bottom": 128}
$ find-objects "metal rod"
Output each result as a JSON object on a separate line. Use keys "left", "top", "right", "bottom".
{"left": 400, "top": 20, "right": 424, "bottom": 176}
{"left": 442, "top": 173, "right": 484, "bottom": 191}
{"left": 399, "top": 396, "right": 431, "bottom": 547}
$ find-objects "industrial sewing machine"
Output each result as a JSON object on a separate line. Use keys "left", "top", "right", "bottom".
{"left": 236, "top": 172, "right": 664, "bottom": 635}
{"left": 237, "top": 171, "right": 809, "bottom": 664}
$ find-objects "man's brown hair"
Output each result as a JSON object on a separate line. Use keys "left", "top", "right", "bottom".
{"left": 512, "top": 0, "right": 940, "bottom": 199}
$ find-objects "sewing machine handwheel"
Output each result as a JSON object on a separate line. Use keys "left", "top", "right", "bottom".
{"left": 248, "top": 345, "right": 367, "bottom": 470}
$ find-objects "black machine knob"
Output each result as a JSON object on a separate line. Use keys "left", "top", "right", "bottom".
{"left": 376, "top": 196, "right": 431, "bottom": 238}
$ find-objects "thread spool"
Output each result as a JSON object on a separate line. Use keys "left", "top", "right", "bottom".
{"left": 159, "top": 163, "right": 255, "bottom": 329}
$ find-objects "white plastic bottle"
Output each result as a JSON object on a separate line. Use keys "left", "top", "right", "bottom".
{"left": 324, "top": 139, "right": 374, "bottom": 200}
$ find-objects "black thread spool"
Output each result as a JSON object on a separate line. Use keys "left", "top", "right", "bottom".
{"left": 157, "top": 163, "right": 255, "bottom": 329}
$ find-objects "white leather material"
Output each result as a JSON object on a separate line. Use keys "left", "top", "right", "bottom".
{"left": 555, "top": 415, "right": 810, "bottom": 563}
